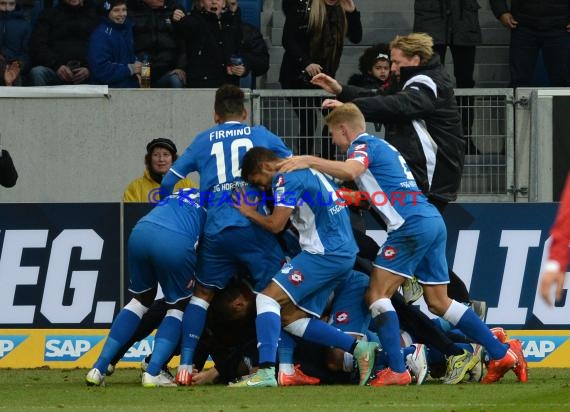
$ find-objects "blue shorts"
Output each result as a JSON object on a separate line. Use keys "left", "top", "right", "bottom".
{"left": 196, "top": 224, "right": 285, "bottom": 291}
{"left": 329, "top": 270, "right": 370, "bottom": 336}
{"left": 373, "top": 215, "right": 449, "bottom": 285}
{"left": 273, "top": 251, "right": 355, "bottom": 317}
{"left": 128, "top": 221, "right": 197, "bottom": 304}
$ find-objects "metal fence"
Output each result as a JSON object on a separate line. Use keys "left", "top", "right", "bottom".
{"left": 250, "top": 88, "right": 514, "bottom": 201}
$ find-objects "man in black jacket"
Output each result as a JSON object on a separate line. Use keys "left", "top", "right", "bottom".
{"left": 128, "top": 0, "right": 187, "bottom": 87}
{"left": 28, "top": 0, "right": 98, "bottom": 86}
{"left": 310, "top": 33, "right": 477, "bottom": 307}
{"left": 490, "top": 0, "right": 570, "bottom": 87}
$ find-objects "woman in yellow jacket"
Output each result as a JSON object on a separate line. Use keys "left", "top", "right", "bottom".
{"left": 123, "top": 138, "right": 195, "bottom": 202}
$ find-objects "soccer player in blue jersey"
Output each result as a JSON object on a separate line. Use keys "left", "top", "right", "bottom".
{"left": 279, "top": 103, "right": 527, "bottom": 385}
{"left": 230, "top": 146, "right": 378, "bottom": 388}
{"left": 160, "top": 84, "right": 293, "bottom": 385}
{"left": 85, "top": 190, "right": 206, "bottom": 387}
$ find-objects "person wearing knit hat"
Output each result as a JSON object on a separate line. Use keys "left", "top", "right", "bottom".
{"left": 87, "top": 0, "right": 141, "bottom": 87}
{"left": 123, "top": 138, "right": 195, "bottom": 202}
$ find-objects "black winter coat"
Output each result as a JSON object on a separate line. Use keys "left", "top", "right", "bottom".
{"left": 490, "top": 0, "right": 570, "bottom": 31}
{"left": 338, "top": 55, "right": 465, "bottom": 203}
{"left": 413, "top": 0, "right": 482, "bottom": 46}
{"left": 238, "top": 22, "right": 269, "bottom": 77}
{"left": 176, "top": 8, "right": 241, "bottom": 88}
{"left": 279, "top": 0, "right": 361, "bottom": 89}
{"left": 128, "top": 0, "right": 186, "bottom": 80}
{"left": 29, "top": 1, "right": 98, "bottom": 70}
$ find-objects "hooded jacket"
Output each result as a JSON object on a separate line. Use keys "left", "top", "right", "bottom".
{"left": 88, "top": 17, "right": 139, "bottom": 88}
{"left": 338, "top": 54, "right": 465, "bottom": 203}
{"left": 0, "top": 8, "right": 32, "bottom": 71}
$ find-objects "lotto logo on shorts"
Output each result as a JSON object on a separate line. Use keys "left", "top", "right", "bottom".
{"left": 335, "top": 312, "right": 349, "bottom": 324}
{"left": 382, "top": 246, "right": 397, "bottom": 260}
{"left": 288, "top": 270, "right": 304, "bottom": 286}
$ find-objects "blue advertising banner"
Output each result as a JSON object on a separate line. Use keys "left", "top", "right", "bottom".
{"left": 365, "top": 203, "right": 567, "bottom": 329}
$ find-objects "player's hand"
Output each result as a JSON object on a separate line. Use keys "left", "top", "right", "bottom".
{"left": 540, "top": 269, "right": 566, "bottom": 306}
{"left": 499, "top": 12, "right": 518, "bottom": 29}
{"left": 232, "top": 187, "right": 259, "bottom": 218}
{"left": 322, "top": 98, "right": 343, "bottom": 109}
{"left": 191, "top": 367, "right": 220, "bottom": 385}
{"left": 277, "top": 155, "right": 313, "bottom": 173}
{"left": 311, "top": 73, "right": 342, "bottom": 94}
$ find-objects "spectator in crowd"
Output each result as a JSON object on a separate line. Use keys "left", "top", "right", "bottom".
{"left": 490, "top": 0, "right": 570, "bottom": 87}
{"left": 174, "top": 0, "right": 243, "bottom": 88}
{"left": 0, "top": 145, "right": 17, "bottom": 188}
{"left": 347, "top": 43, "right": 393, "bottom": 133}
{"left": 128, "top": 0, "right": 187, "bottom": 88}
{"left": 540, "top": 172, "right": 570, "bottom": 306}
{"left": 0, "top": 0, "right": 32, "bottom": 86}
{"left": 123, "top": 138, "right": 195, "bottom": 202}
{"left": 279, "top": 0, "right": 362, "bottom": 157}
{"left": 88, "top": 0, "right": 141, "bottom": 88}
{"left": 28, "top": 0, "right": 98, "bottom": 86}
{"left": 348, "top": 43, "right": 392, "bottom": 91}
{"left": 414, "top": 0, "right": 481, "bottom": 153}
{"left": 235, "top": 18, "right": 270, "bottom": 88}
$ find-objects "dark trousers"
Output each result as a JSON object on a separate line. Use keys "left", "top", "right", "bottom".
{"left": 509, "top": 26, "right": 570, "bottom": 87}
{"left": 434, "top": 44, "right": 476, "bottom": 143}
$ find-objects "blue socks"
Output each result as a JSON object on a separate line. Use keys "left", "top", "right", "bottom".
{"left": 180, "top": 297, "right": 208, "bottom": 366}
{"left": 256, "top": 311, "right": 281, "bottom": 365}
{"left": 94, "top": 306, "right": 143, "bottom": 373}
{"left": 146, "top": 311, "right": 182, "bottom": 376}
{"left": 302, "top": 319, "right": 355, "bottom": 352}
{"left": 373, "top": 312, "right": 406, "bottom": 373}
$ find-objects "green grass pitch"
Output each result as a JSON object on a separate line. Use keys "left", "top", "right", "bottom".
{"left": 1, "top": 368, "right": 569, "bottom": 412}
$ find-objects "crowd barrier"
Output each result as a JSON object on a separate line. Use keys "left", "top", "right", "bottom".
{"left": 0, "top": 202, "right": 569, "bottom": 368}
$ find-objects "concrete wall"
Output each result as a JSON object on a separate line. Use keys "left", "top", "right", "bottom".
{"left": 0, "top": 89, "right": 234, "bottom": 203}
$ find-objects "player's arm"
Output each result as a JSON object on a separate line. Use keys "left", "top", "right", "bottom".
{"left": 160, "top": 147, "right": 196, "bottom": 197}
{"left": 234, "top": 193, "right": 293, "bottom": 233}
{"left": 279, "top": 155, "right": 366, "bottom": 182}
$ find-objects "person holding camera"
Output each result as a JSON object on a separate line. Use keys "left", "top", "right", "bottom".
{"left": 279, "top": 0, "right": 362, "bottom": 157}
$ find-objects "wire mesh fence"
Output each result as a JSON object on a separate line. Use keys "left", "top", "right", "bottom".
{"left": 252, "top": 89, "right": 514, "bottom": 198}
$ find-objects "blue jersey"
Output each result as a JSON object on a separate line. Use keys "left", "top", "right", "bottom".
{"left": 347, "top": 133, "right": 440, "bottom": 232}
{"left": 161, "top": 121, "right": 291, "bottom": 235}
{"left": 139, "top": 191, "right": 206, "bottom": 242}
{"left": 273, "top": 168, "right": 358, "bottom": 257}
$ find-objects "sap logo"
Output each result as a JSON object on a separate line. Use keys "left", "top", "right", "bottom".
{"left": 512, "top": 336, "right": 569, "bottom": 362}
{"left": 121, "top": 337, "right": 154, "bottom": 362}
{"left": 0, "top": 336, "right": 27, "bottom": 360}
{"left": 44, "top": 335, "right": 104, "bottom": 361}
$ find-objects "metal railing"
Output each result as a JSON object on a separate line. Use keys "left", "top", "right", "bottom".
{"left": 250, "top": 88, "right": 515, "bottom": 201}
